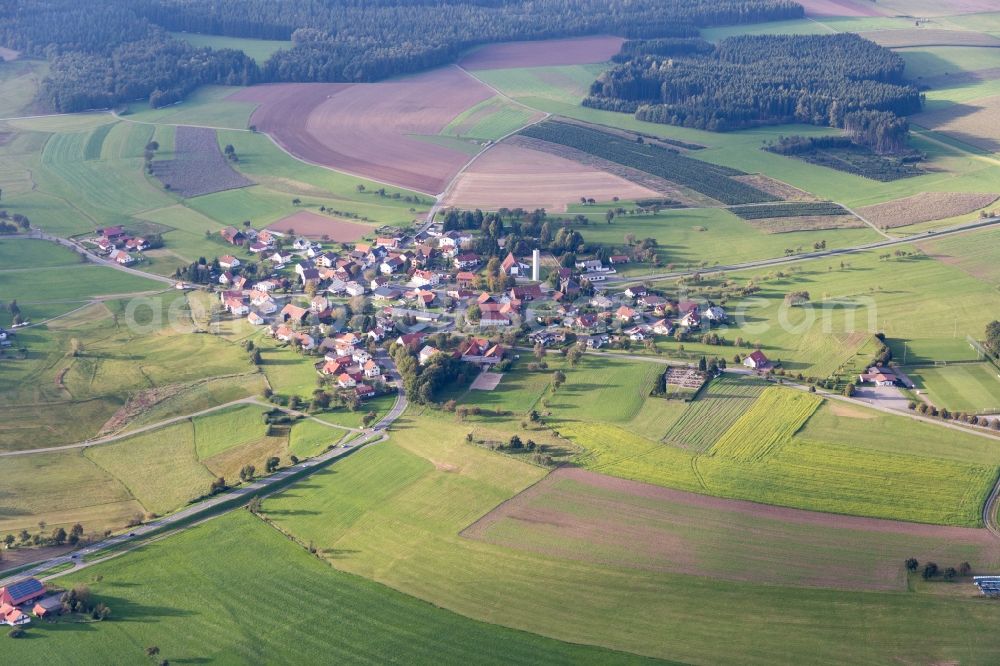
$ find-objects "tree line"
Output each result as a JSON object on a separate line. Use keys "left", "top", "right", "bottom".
{"left": 0, "top": 0, "right": 802, "bottom": 112}
{"left": 585, "top": 33, "right": 922, "bottom": 153}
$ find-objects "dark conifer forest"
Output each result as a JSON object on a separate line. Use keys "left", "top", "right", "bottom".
{"left": 585, "top": 33, "right": 923, "bottom": 153}
{"left": 0, "top": 0, "right": 802, "bottom": 112}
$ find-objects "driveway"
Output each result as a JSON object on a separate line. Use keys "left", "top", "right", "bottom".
{"left": 854, "top": 385, "right": 911, "bottom": 412}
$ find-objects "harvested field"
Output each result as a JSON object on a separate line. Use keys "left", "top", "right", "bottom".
{"left": 459, "top": 35, "right": 624, "bottom": 70}
{"left": 444, "top": 142, "right": 660, "bottom": 211}
{"left": 732, "top": 174, "right": 818, "bottom": 201}
{"left": 266, "top": 210, "right": 372, "bottom": 241}
{"left": 230, "top": 68, "right": 495, "bottom": 194}
{"left": 859, "top": 29, "right": 1000, "bottom": 48}
{"left": 462, "top": 467, "right": 1000, "bottom": 592}
{"left": 922, "top": 67, "right": 1000, "bottom": 89}
{"left": 508, "top": 135, "right": 717, "bottom": 207}
{"left": 0, "top": 46, "right": 18, "bottom": 61}
{"left": 797, "top": 0, "right": 885, "bottom": 17}
{"left": 913, "top": 96, "right": 1000, "bottom": 152}
{"left": 151, "top": 126, "right": 252, "bottom": 197}
{"left": 857, "top": 191, "right": 998, "bottom": 228}
{"left": 878, "top": 0, "right": 1000, "bottom": 16}
{"left": 470, "top": 372, "right": 504, "bottom": 391}
{"left": 749, "top": 214, "right": 866, "bottom": 233}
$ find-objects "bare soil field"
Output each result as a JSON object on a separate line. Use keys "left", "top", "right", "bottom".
{"left": 459, "top": 35, "right": 624, "bottom": 70}
{"left": 231, "top": 68, "right": 495, "bottom": 194}
{"left": 750, "top": 214, "right": 867, "bottom": 233}
{"left": 732, "top": 174, "right": 819, "bottom": 202}
{"left": 463, "top": 467, "right": 1000, "bottom": 592}
{"left": 914, "top": 97, "right": 1000, "bottom": 152}
{"left": 797, "top": 0, "right": 886, "bottom": 17}
{"left": 858, "top": 191, "right": 998, "bottom": 228}
{"left": 266, "top": 210, "right": 372, "bottom": 241}
{"left": 443, "top": 142, "right": 660, "bottom": 212}
{"left": 151, "top": 126, "right": 253, "bottom": 198}
{"left": 878, "top": 0, "right": 1000, "bottom": 16}
{"left": 859, "top": 29, "right": 1000, "bottom": 48}
{"left": 507, "top": 135, "right": 717, "bottom": 207}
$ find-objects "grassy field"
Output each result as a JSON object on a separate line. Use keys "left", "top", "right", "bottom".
{"left": 0, "top": 58, "right": 47, "bottom": 117}
{"left": 470, "top": 469, "right": 1000, "bottom": 592}
{"left": 5, "top": 511, "right": 652, "bottom": 665}
{"left": 442, "top": 95, "right": 539, "bottom": 141}
{"left": 258, "top": 413, "right": 1000, "bottom": 664}
{"left": 471, "top": 66, "right": 1000, "bottom": 208}
{"left": 171, "top": 32, "right": 292, "bottom": 63}
{"left": 709, "top": 387, "right": 821, "bottom": 461}
{"left": 0, "top": 237, "right": 83, "bottom": 268}
{"left": 85, "top": 421, "right": 216, "bottom": 515}
{"left": 0, "top": 451, "right": 143, "bottom": 535}
{"left": 661, "top": 375, "right": 768, "bottom": 450}
{"left": 121, "top": 86, "right": 256, "bottom": 130}
{"left": 192, "top": 403, "right": 270, "bottom": 459}
{"left": 289, "top": 418, "right": 345, "bottom": 458}
{"left": 906, "top": 362, "right": 1000, "bottom": 412}
{"left": 563, "top": 205, "right": 880, "bottom": 269}
{"left": 561, "top": 380, "right": 998, "bottom": 526}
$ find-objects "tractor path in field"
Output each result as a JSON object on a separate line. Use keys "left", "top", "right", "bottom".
{"left": 0, "top": 396, "right": 360, "bottom": 458}
{"left": 0, "top": 354, "right": 409, "bottom": 586}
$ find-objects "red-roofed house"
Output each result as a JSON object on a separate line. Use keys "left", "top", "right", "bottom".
{"left": 743, "top": 350, "right": 771, "bottom": 371}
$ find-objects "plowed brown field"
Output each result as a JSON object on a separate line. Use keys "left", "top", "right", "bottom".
{"left": 443, "top": 142, "right": 659, "bottom": 211}
{"left": 266, "top": 211, "right": 372, "bottom": 241}
{"left": 230, "top": 67, "right": 495, "bottom": 194}
{"left": 459, "top": 35, "right": 624, "bottom": 70}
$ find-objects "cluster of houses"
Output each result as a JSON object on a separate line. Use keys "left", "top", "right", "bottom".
{"left": 0, "top": 578, "right": 62, "bottom": 626}
{"left": 315, "top": 330, "right": 386, "bottom": 399}
{"left": 417, "top": 336, "right": 505, "bottom": 367}
{"left": 92, "top": 226, "right": 148, "bottom": 265}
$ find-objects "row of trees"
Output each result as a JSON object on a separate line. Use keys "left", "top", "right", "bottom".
{"left": 0, "top": 0, "right": 801, "bottom": 112}
{"left": 586, "top": 33, "right": 921, "bottom": 153}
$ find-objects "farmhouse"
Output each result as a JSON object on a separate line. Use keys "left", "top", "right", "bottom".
{"left": 743, "top": 350, "right": 771, "bottom": 370}
{"left": 0, "top": 578, "right": 45, "bottom": 607}
{"left": 247, "top": 311, "right": 266, "bottom": 326}
{"left": 219, "top": 255, "right": 240, "bottom": 269}
{"left": 108, "top": 249, "right": 134, "bottom": 265}
{"left": 461, "top": 338, "right": 504, "bottom": 365}
{"left": 501, "top": 252, "right": 529, "bottom": 276}
{"left": 355, "top": 383, "right": 377, "bottom": 399}
{"left": 280, "top": 303, "right": 309, "bottom": 324}
{"left": 859, "top": 367, "right": 898, "bottom": 386}
{"left": 616, "top": 305, "right": 639, "bottom": 323}
{"left": 454, "top": 252, "right": 480, "bottom": 269}
{"left": 418, "top": 345, "right": 442, "bottom": 365}
{"left": 220, "top": 227, "right": 247, "bottom": 246}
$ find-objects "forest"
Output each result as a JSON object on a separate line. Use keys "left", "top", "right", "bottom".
{"left": 585, "top": 33, "right": 922, "bottom": 152}
{"left": 0, "top": 0, "right": 803, "bottom": 112}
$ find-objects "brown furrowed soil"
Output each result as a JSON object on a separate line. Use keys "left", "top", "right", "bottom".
{"left": 230, "top": 68, "right": 495, "bottom": 194}
{"left": 858, "top": 192, "right": 998, "bottom": 228}
{"left": 914, "top": 96, "right": 1000, "bottom": 153}
{"left": 443, "top": 142, "right": 660, "bottom": 212}
{"left": 797, "top": 0, "right": 886, "bottom": 17}
{"left": 266, "top": 211, "right": 373, "bottom": 241}
{"left": 459, "top": 35, "right": 624, "bottom": 70}
{"left": 507, "top": 135, "right": 718, "bottom": 206}
{"left": 749, "top": 214, "right": 867, "bottom": 233}
{"left": 463, "top": 467, "right": 1000, "bottom": 592}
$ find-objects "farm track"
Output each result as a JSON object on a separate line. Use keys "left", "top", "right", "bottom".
{"left": 0, "top": 396, "right": 360, "bottom": 458}
{"left": 0, "top": 353, "right": 408, "bottom": 587}
{"left": 608, "top": 215, "right": 1000, "bottom": 285}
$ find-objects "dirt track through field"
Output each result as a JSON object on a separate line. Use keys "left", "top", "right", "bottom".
{"left": 459, "top": 35, "right": 624, "bottom": 70}
{"left": 230, "top": 69, "right": 495, "bottom": 194}
{"left": 463, "top": 467, "right": 1000, "bottom": 591}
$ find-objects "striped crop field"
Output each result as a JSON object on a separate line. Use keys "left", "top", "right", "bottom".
{"left": 662, "top": 375, "right": 768, "bottom": 451}
{"left": 710, "top": 388, "right": 821, "bottom": 461}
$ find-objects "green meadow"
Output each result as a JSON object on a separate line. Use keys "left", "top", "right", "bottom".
{"left": 257, "top": 413, "right": 1000, "bottom": 664}
{"left": 171, "top": 32, "right": 292, "bottom": 63}
{"left": 906, "top": 362, "right": 1000, "bottom": 413}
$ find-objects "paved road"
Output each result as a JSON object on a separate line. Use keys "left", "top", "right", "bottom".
{"left": 0, "top": 355, "right": 408, "bottom": 586}
{"left": 605, "top": 216, "right": 1000, "bottom": 286}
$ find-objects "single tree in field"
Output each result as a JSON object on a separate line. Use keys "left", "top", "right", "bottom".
{"left": 239, "top": 464, "right": 256, "bottom": 482}
{"left": 944, "top": 567, "right": 957, "bottom": 580}
{"left": 904, "top": 558, "right": 919, "bottom": 572}
{"left": 552, "top": 370, "right": 566, "bottom": 390}
{"left": 960, "top": 562, "right": 972, "bottom": 576}
{"left": 265, "top": 456, "right": 280, "bottom": 473}
{"left": 605, "top": 209, "right": 615, "bottom": 224}
{"left": 146, "top": 646, "right": 160, "bottom": 659}
{"left": 291, "top": 198, "right": 301, "bottom": 206}
{"left": 922, "top": 562, "right": 938, "bottom": 579}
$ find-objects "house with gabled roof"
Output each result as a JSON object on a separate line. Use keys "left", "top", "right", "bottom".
{"left": 280, "top": 303, "right": 309, "bottom": 324}
{"left": 220, "top": 227, "right": 246, "bottom": 246}
{"left": 743, "top": 350, "right": 771, "bottom": 370}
